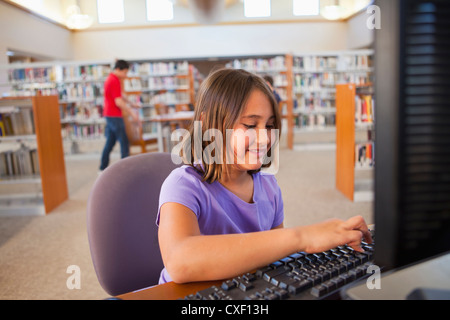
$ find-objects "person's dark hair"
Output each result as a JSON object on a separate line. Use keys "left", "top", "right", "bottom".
{"left": 114, "top": 59, "right": 129, "bottom": 70}
{"left": 263, "top": 75, "right": 274, "bottom": 87}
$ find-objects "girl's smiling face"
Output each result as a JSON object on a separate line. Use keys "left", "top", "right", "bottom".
{"left": 228, "top": 89, "right": 276, "bottom": 172}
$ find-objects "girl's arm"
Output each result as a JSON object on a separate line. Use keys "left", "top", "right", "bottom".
{"left": 158, "top": 202, "right": 372, "bottom": 284}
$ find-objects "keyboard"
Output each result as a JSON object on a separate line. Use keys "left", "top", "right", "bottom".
{"left": 183, "top": 233, "right": 375, "bottom": 300}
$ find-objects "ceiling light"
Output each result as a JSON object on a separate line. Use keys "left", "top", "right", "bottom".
{"left": 66, "top": 4, "right": 93, "bottom": 29}
{"left": 320, "top": 0, "right": 345, "bottom": 20}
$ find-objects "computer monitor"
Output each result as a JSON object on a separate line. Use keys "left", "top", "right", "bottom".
{"left": 373, "top": 0, "right": 450, "bottom": 271}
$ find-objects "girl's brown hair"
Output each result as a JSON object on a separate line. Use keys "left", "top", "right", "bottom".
{"left": 182, "top": 68, "right": 281, "bottom": 183}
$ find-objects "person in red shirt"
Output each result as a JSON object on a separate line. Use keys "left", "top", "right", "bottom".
{"left": 99, "top": 60, "right": 140, "bottom": 171}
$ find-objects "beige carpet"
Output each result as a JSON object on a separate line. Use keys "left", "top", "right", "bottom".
{"left": 0, "top": 148, "right": 373, "bottom": 300}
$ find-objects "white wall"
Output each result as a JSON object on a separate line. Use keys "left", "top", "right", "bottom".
{"left": 0, "top": 1, "right": 73, "bottom": 95}
{"left": 0, "top": 0, "right": 377, "bottom": 68}
{"left": 71, "top": 21, "right": 349, "bottom": 61}
{"left": 346, "top": 9, "right": 374, "bottom": 49}
{"left": 0, "top": 1, "right": 73, "bottom": 61}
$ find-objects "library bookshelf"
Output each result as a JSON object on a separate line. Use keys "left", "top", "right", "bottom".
{"left": 2, "top": 60, "right": 200, "bottom": 154}
{"left": 335, "top": 83, "right": 374, "bottom": 202}
{"left": 293, "top": 50, "right": 373, "bottom": 150}
{"left": 1, "top": 51, "right": 372, "bottom": 151}
{"left": 225, "top": 50, "right": 373, "bottom": 150}
{"left": 0, "top": 95, "right": 68, "bottom": 215}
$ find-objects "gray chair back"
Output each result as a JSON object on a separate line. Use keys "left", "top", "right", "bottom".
{"left": 87, "top": 152, "right": 181, "bottom": 296}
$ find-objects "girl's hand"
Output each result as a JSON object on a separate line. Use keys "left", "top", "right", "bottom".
{"left": 296, "top": 215, "right": 372, "bottom": 254}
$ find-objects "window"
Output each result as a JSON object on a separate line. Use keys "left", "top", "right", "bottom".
{"left": 97, "top": 0, "right": 124, "bottom": 24}
{"left": 244, "top": 0, "right": 271, "bottom": 18}
{"left": 293, "top": 0, "right": 320, "bottom": 16}
{"left": 146, "top": 0, "right": 174, "bottom": 21}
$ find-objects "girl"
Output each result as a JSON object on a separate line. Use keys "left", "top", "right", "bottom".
{"left": 157, "top": 68, "right": 372, "bottom": 284}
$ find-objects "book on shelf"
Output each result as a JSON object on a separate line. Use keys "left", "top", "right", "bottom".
{"left": 293, "top": 56, "right": 338, "bottom": 72}
{"left": 355, "top": 142, "right": 375, "bottom": 168}
{"left": 58, "top": 64, "right": 111, "bottom": 82}
{"left": 0, "top": 144, "right": 39, "bottom": 178}
{"left": 338, "top": 54, "right": 371, "bottom": 71}
{"left": 355, "top": 94, "right": 375, "bottom": 124}
{"left": 61, "top": 123, "right": 104, "bottom": 140}
{"left": 226, "top": 56, "right": 286, "bottom": 72}
{"left": 128, "top": 61, "right": 189, "bottom": 76}
{"left": 296, "top": 113, "right": 336, "bottom": 129}
{"left": 0, "top": 108, "right": 35, "bottom": 136}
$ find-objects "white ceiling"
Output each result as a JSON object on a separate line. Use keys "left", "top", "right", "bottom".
{"left": 6, "top": 0, "right": 372, "bottom": 30}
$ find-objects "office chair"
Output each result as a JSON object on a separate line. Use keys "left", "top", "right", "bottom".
{"left": 87, "top": 152, "right": 181, "bottom": 296}
{"left": 122, "top": 111, "right": 157, "bottom": 154}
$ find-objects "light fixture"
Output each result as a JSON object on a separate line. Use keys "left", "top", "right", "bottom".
{"left": 66, "top": 3, "right": 93, "bottom": 29}
{"left": 320, "top": 0, "right": 346, "bottom": 20}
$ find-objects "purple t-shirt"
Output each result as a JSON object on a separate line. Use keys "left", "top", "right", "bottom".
{"left": 156, "top": 165, "right": 284, "bottom": 284}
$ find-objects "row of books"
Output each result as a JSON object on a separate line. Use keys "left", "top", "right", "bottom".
{"left": 148, "top": 91, "right": 191, "bottom": 106}
{"left": 355, "top": 142, "right": 375, "bottom": 168}
{"left": 293, "top": 55, "right": 372, "bottom": 72}
{"left": 297, "top": 97, "right": 335, "bottom": 110}
{"left": 127, "top": 61, "right": 189, "bottom": 77}
{"left": 124, "top": 76, "right": 190, "bottom": 92}
{"left": 295, "top": 114, "right": 336, "bottom": 128}
{"left": 60, "top": 104, "right": 102, "bottom": 122}
{"left": 8, "top": 64, "right": 111, "bottom": 83}
{"left": 355, "top": 95, "right": 375, "bottom": 123}
{"left": 58, "top": 82, "right": 103, "bottom": 102}
{"left": 294, "top": 73, "right": 338, "bottom": 91}
{"left": 0, "top": 108, "right": 35, "bottom": 136}
{"left": 8, "top": 67, "right": 53, "bottom": 84}
{"left": 0, "top": 145, "right": 39, "bottom": 177}
{"left": 61, "top": 123, "right": 104, "bottom": 140}
{"left": 226, "top": 56, "right": 287, "bottom": 72}
{"left": 342, "top": 73, "right": 373, "bottom": 86}
{"left": 340, "top": 54, "right": 372, "bottom": 71}
{"left": 293, "top": 56, "right": 338, "bottom": 72}
{"left": 58, "top": 64, "right": 111, "bottom": 82}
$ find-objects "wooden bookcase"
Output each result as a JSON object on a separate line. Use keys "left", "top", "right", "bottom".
{"left": 335, "top": 83, "right": 374, "bottom": 202}
{"left": 0, "top": 95, "right": 68, "bottom": 215}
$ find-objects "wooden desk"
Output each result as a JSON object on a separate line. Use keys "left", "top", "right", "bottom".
{"left": 117, "top": 280, "right": 222, "bottom": 300}
{"left": 150, "top": 111, "right": 194, "bottom": 152}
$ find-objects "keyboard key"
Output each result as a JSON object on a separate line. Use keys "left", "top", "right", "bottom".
{"left": 288, "top": 279, "right": 313, "bottom": 295}
{"left": 270, "top": 261, "right": 284, "bottom": 268}
{"left": 221, "top": 280, "right": 236, "bottom": 291}
{"left": 311, "top": 285, "right": 328, "bottom": 298}
{"left": 256, "top": 266, "right": 272, "bottom": 278}
{"left": 242, "top": 272, "right": 256, "bottom": 282}
{"left": 238, "top": 280, "right": 254, "bottom": 292}
{"left": 274, "top": 288, "right": 289, "bottom": 299}
{"left": 331, "top": 277, "right": 345, "bottom": 288}
{"left": 272, "top": 273, "right": 298, "bottom": 289}
{"left": 280, "top": 256, "right": 294, "bottom": 265}
{"left": 263, "top": 266, "right": 289, "bottom": 282}
{"left": 264, "top": 293, "right": 279, "bottom": 300}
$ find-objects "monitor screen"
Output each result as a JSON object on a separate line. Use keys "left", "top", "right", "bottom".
{"left": 373, "top": 0, "right": 450, "bottom": 271}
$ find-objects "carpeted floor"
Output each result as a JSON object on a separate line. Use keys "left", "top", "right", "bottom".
{"left": 0, "top": 148, "right": 373, "bottom": 300}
